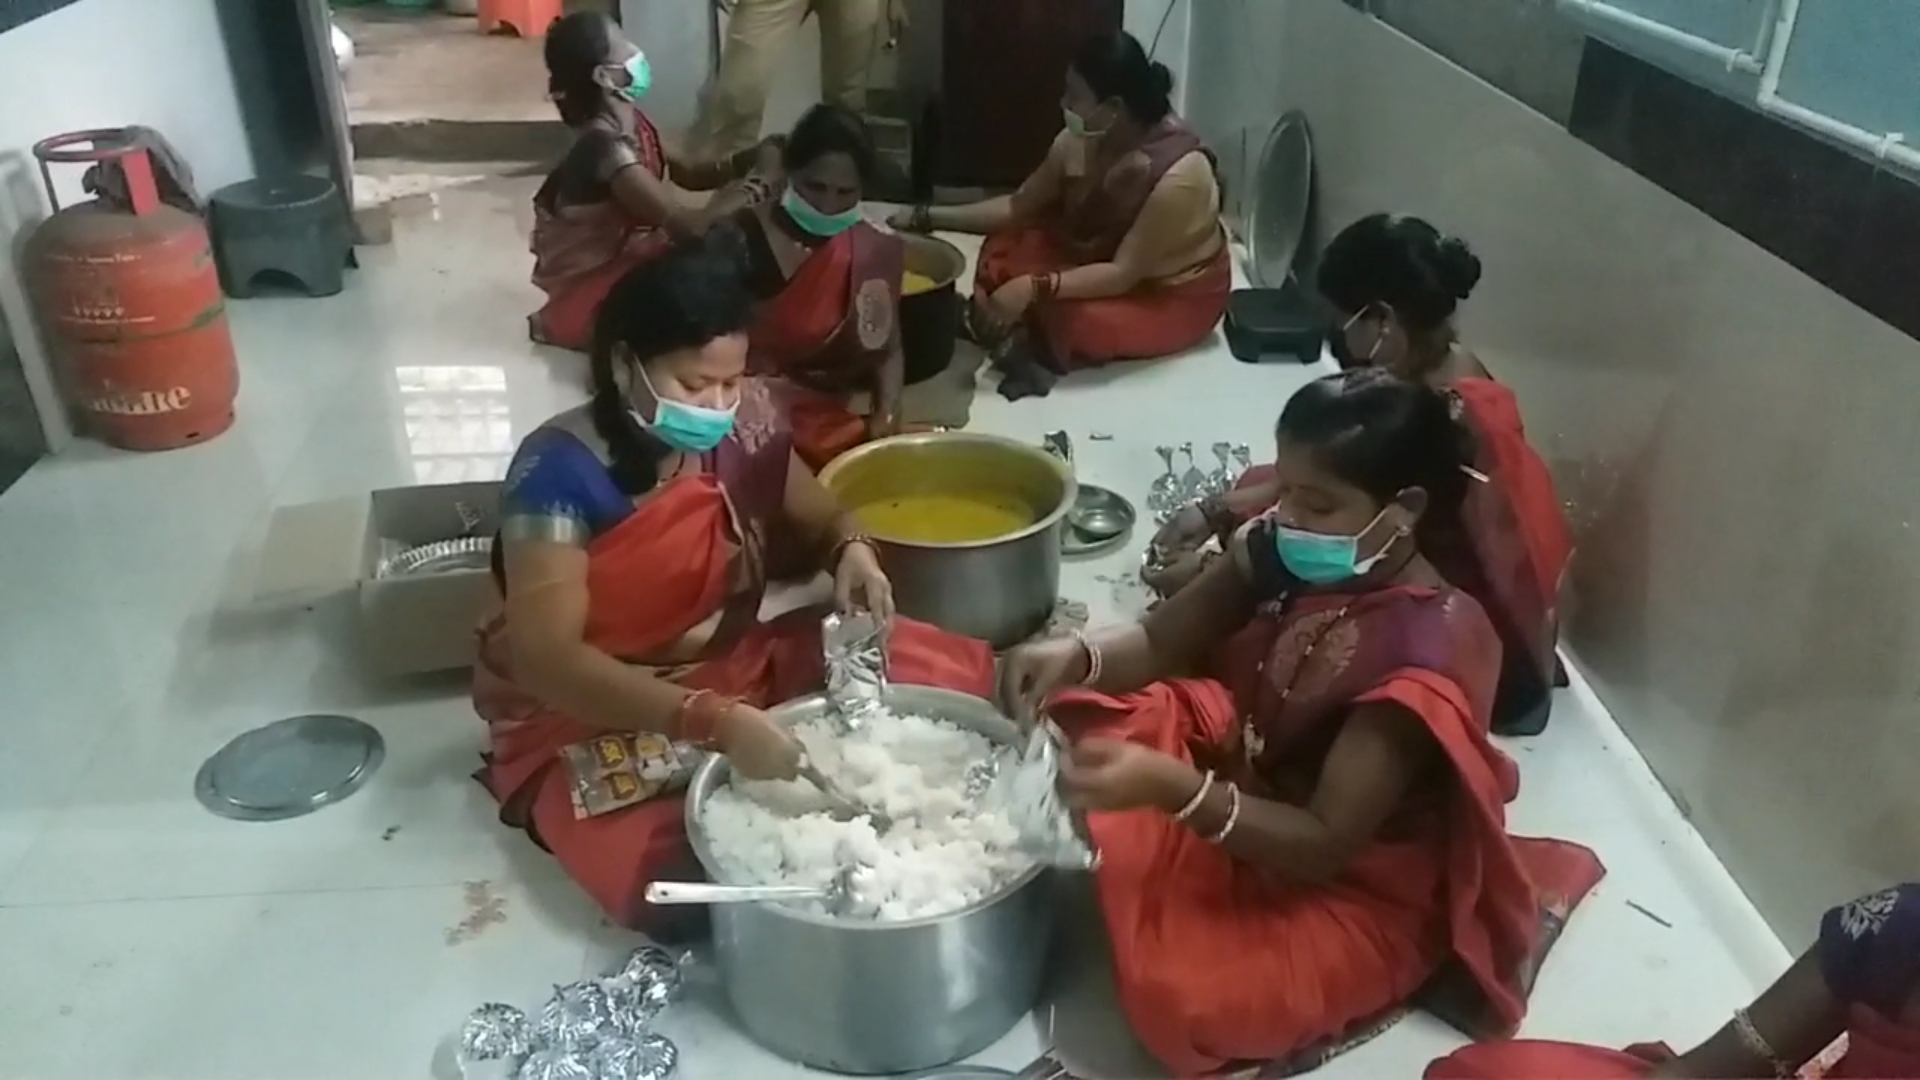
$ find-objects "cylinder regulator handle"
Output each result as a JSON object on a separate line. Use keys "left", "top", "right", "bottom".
{"left": 33, "top": 128, "right": 160, "bottom": 216}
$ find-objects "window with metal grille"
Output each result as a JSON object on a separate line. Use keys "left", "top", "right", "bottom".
{"left": 1558, "top": 0, "right": 1920, "bottom": 176}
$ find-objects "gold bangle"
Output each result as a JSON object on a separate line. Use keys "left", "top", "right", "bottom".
{"left": 829, "top": 532, "right": 877, "bottom": 568}
{"left": 1731, "top": 1008, "right": 1793, "bottom": 1078}
{"left": 677, "top": 689, "right": 739, "bottom": 749}
{"left": 1071, "top": 629, "right": 1103, "bottom": 686}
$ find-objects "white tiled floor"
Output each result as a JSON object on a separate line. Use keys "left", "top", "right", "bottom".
{"left": 0, "top": 180, "right": 1791, "bottom": 1078}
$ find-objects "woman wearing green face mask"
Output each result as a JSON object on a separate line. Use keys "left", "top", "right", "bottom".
{"left": 724, "top": 104, "right": 910, "bottom": 472}
{"left": 994, "top": 368, "right": 1601, "bottom": 1077}
{"left": 890, "top": 29, "right": 1231, "bottom": 401}
{"left": 529, "top": 13, "right": 786, "bottom": 353}
{"left": 478, "top": 234, "right": 996, "bottom": 936}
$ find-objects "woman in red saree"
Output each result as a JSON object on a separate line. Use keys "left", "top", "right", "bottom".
{"left": 529, "top": 13, "right": 780, "bottom": 352}
{"left": 1428, "top": 883, "right": 1920, "bottom": 1080}
{"left": 1000, "top": 370, "right": 1603, "bottom": 1076}
{"left": 1151, "top": 215, "right": 1572, "bottom": 737}
{"left": 475, "top": 236, "right": 994, "bottom": 932}
{"left": 730, "top": 104, "right": 906, "bottom": 472}
{"left": 891, "top": 30, "right": 1230, "bottom": 401}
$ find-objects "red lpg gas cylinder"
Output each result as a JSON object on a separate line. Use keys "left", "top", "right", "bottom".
{"left": 25, "top": 129, "right": 238, "bottom": 451}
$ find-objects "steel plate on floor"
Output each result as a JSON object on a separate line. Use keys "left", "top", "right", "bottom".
{"left": 194, "top": 714, "right": 385, "bottom": 822}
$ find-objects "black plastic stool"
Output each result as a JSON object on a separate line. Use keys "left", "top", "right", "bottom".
{"left": 210, "top": 174, "right": 355, "bottom": 298}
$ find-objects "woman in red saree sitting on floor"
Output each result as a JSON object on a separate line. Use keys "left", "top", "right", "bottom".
{"left": 475, "top": 235, "right": 994, "bottom": 932}
{"left": 729, "top": 104, "right": 905, "bottom": 472}
{"left": 1151, "top": 215, "right": 1572, "bottom": 737}
{"left": 891, "top": 30, "right": 1230, "bottom": 400}
{"left": 999, "top": 370, "right": 1602, "bottom": 1077}
{"left": 1428, "top": 883, "right": 1920, "bottom": 1080}
{"left": 529, "top": 13, "right": 780, "bottom": 351}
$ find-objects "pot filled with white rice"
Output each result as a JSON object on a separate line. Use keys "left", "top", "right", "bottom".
{"left": 683, "top": 685, "right": 1055, "bottom": 1075}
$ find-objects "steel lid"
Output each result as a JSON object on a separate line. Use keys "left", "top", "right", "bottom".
{"left": 1246, "top": 110, "right": 1315, "bottom": 289}
{"left": 194, "top": 714, "right": 385, "bottom": 822}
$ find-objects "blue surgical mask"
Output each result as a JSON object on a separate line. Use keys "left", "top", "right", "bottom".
{"left": 622, "top": 52, "right": 652, "bottom": 102}
{"left": 781, "top": 186, "right": 862, "bottom": 238}
{"left": 1273, "top": 506, "right": 1398, "bottom": 584}
{"left": 1062, "top": 107, "right": 1089, "bottom": 137}
{"left": 630, "top": 364, "right": 736, "bottom": 453}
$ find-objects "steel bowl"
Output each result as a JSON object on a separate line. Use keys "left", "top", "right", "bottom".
{"left": 1061, "top": 483, "right": 1137, "bottom": 559}
{"left": 685, "top": 686, "right": 1055, "bottom": 1074}
{"left": 820, "top": 431, "right": 1074, "bottom": 648}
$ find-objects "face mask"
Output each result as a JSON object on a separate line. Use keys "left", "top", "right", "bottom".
{"left": 1341, "top": 308, "right": 1385, "bottom": 365}
{"left": 781, "top": 186, "right": 862, "bottom": 238}
{"left": 1063, "top": 104, "right": 1114, "bottom": 138}
{"left": 621, "top": 52, "right": 652, "bottom": 102}
{"left": 1273, "top": 505, "right": 1399, "bottom": 584}
{"left": 629, "top": 363, "right": 736, "bottom": 453}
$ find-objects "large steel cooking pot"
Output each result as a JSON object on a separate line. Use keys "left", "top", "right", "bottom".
{"left": 899, "top": 233, "right": 966, "bottom": 386}
{"left": 685, "top": 686, "right": 1054, "bottom": 1075}
{"left": 820, "top": 431, "right": 1073, "bottom": 649}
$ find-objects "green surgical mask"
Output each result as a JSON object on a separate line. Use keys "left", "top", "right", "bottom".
{"left": 622, "top": 52, "right": 652, "bottom": 102}
{"left": 781, "top": 186, "right": 862, "bottom": 238}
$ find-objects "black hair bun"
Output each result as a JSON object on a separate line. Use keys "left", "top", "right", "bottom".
{"left": 1432, "top": 236, "right": 1482, "bottom": 301}
{"left": 1147, "top": 61, "right": 1174, "bottom": 100}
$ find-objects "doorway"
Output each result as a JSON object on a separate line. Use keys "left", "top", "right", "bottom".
{"left": 334, "top": 0, "right": 618, "bottom": 168}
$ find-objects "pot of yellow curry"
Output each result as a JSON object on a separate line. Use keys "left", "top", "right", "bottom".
{"left": 820, "top": 431, "right": 1074, "bottom": 648}
{"left": 899, "top": 234, "right": 966, "bottom": 386}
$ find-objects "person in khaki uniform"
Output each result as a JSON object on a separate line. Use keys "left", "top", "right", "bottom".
{"left": 700, "top": 0, "right": 904, "bottom": 158}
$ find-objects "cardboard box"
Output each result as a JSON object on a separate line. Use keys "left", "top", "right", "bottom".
{"left": 256, "top": 481, "right": 502, "bottom": 677}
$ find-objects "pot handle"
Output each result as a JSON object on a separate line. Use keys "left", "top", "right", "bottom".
{"left": 645, "top": 881, "right": 828, "bottom": 906}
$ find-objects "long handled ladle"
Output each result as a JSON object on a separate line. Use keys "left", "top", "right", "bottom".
{"left": 645, "top": 866, "right": 860, "bottom": 915}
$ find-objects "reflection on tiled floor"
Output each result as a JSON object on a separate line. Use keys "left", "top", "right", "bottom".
{"left": 0, "top": 179, "right": 1789, "bottom": 1078}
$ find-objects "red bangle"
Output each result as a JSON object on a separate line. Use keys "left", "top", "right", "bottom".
{"left": 677, "top": 689, "right": 739, "bottom": 748}
{"left": 1032, "top": 272, "right": 1061, "bottom": 304}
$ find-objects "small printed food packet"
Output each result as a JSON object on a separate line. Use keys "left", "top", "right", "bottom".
{"left": 562, "top": 733, "right": 706, "bottom": 819}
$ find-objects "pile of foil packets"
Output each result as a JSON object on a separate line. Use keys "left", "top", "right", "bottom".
{"left": 456, "top": 946, "right": 688, "bottom": 1080}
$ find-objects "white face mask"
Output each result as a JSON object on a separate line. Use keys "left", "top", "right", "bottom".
{"left": 1342, "top": 308, "right": 1386, "bottom": 364}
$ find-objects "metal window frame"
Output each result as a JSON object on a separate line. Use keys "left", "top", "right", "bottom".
{"left": 1559, "top": 0, "right": 1920, "bottom": 175}
{"left": 1754, "top": 0, "right": 1920, "bottom": 173}
{"left": 1556, "top": 0, "right": 1772, "bottom": 74}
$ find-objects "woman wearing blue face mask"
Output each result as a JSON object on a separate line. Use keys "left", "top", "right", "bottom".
{"left": 529, "top": 12, "right": 785, "bottom": 352}
{"left": 995, "top": 368, "right": 1601, "bottom": 1077}
{"left": 477, "top": 234, "right": 997, "bottom": 934}
{"left": 724, "top": 103, "right": 908, "bottom": 471}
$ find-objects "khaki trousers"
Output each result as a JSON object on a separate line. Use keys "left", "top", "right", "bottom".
{"left": 701, "top": 0, "right": 887, "bottom": 157}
